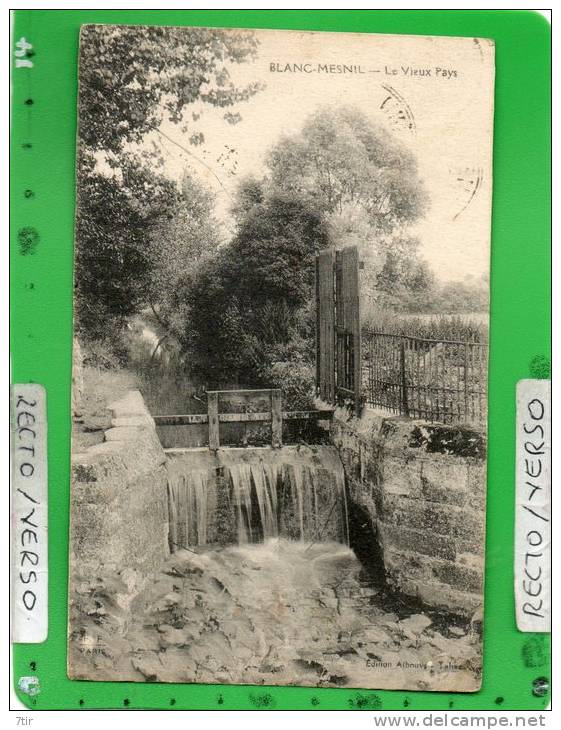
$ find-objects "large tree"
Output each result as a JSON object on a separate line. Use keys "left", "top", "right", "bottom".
{"left": 266, "top": 106, "right": 427, "bottom": 237}
{"left": 144, "top": 171, "right": 223, "bottom": 347}
{"left": 74, "top": 25, "right": 260, "bottom": 343}
{"left": 186, "top": 191, "right": 329, "bottom": 384}
{"left": 74, "top": 153, "right": 180, "bottom": 343}
{"left": 264, "top": 106, "right": 430, "bottom": 311}
{"left": 78, "top": 24, "right": 260, "bottom": 157}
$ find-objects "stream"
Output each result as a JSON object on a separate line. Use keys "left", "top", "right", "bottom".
{"left": 79, "top": 537, "right": 481, "bottom": 691}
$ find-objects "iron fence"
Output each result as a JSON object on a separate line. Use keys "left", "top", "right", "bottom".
{"left": 362, "top": 330, "right": 488, "bottom": 426}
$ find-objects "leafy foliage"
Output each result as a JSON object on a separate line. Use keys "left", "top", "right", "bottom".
{"left": 266, "top": 361, "right": 316, "bottom": 411}
{"left": 266, "top": 106, "right": 428, "bottom": 236}
{"left": 368, "top": 274, "right": 489, "bottom": 317}
{"left": 186, "top": 193, "right": 329, "bottom": 386}
{"left": 74, "top": 25, "right": 261, "bottom": 346}
{"left": 78, "top": 24, "right": 260, "bottom": 156}
{"left": 184, "top": 107, "right": 431, "bottom": 398}
{"left": 257, "top": 106, "right": 431, "bottom": 316}
{"left": 145, "top": 172, "right": 223, "bottom": 345}
{"left": 373, "top": 237, "right": 435, "bottom": 311}
{"left": 74, "top": 155, "right": 180, "bottom": 343}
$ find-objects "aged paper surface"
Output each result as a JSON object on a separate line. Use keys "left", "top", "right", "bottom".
{"left": 69, "top": 26, "right": 494, "bottom": 691}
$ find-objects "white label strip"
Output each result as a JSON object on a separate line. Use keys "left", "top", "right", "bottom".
{"left": 515, "top": 379, "right": 551, "bottom": 632}
{"left": 11, "top": 384, "right": 48, "bottom": 643}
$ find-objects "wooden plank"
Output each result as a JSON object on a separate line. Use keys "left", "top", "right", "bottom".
{"left": 218, "top": 412, "right": 268, "bottom": 423}
{"left": 154, "top": 414, "right": 208, "bottom": 425}
{"left": 155, "top": 410, "right": 335, "bottom": 427}
{"left": 335, "top": 250, "right": 344, "bottom": 398}
{"left": 221, "top": 412, "right": 267, "bottom": 423}
{"left": 271, "top": 389, "right": 282, "bottom": 448}
{"left": 315, "top": 254, "right": 321, "bottom": 394}
{"left": 341, "top": 246, "right": 361, "bottom": 409}
{"left": 284, "top": 410, "right": 334, "bottom": 421}
{"left": 336, "top": 386, "right": 355, "bottom": 396}
{"left": 207, "top": 391, "right": 220, "bottom": 450}
{"left": 317, "top": 249, "right": 336, "bottom": 403}
{"left": 206, "top": 389, "right": 274, "bottom": 396}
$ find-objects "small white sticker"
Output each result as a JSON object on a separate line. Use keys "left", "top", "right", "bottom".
{"left": 11, "top": 384, "right": 48, "bottom": 643}
{"left": 515, "top": 379, "right": 551, "bottom": 632}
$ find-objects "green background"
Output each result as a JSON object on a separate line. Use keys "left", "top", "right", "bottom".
{"left": 10, "top": 9, "right": 551, "bottom": 711}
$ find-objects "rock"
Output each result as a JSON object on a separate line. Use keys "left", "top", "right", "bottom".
{"left": 83, "top": 414, "right": 112, "bottom": 432}
{"left": 72, "top": 338, "right": 84, "bottom": 418}
{"left": 132, "top": 652, "right": 162, "bottom": 682}
{"left": 470, "top": 605, "right": 483, "bottom": 629}
{"left": 158, "top": 625, "right": 197, "bottom": 648}
{"left": 132, "top": 648, "right": 197, "bottom": 683}
{"left": 449, "top": 626, "right": 466, "bottom": 637}
{"left": 400, "top": 614, "right": 432, "bottom": 637}
{"left": 379, "top": 612, "right": 399, "bottom": 626}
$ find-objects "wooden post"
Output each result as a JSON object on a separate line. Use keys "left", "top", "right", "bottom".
{"left": 349, "top": 247, "right": 362, "bottom": 411}
{"left": 340, "top": 246, "right": 361, "bottom": 411}
{"left": 335, "top": 250, "right": 343, "bottom": 401}
{"left": 207, "top": 391, "right": 220, "bottom": 450}
{"left": 463, "top": 343, "right": 470, "bottom": 421}
{"left": 400, "top": 340, "right": 409, "bottom": 416}
{"left": 315, "top": 255, "right": 320, "bottom": 395}
{"left": 316, "top": 250, "right": 336, "bottom": 403}
{"left": 271, "top": 389, "right": 282, "bottom": 448}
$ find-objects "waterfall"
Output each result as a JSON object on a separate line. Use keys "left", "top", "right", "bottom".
{"left": 167, "top": 469, "right": 211, "bottom": 551}
{"left": 166, "top": 446, "right": 348, "bottom": 549}
{"left": 228, "top": 461, "right": 279, "bottom": 543}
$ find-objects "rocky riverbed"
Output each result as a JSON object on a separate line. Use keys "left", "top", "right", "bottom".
{"left": 69, "top": 539, "right": 481, "bottom": 691}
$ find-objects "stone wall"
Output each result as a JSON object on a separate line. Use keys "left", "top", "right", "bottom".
{"left": 70, "top": 390, "right": 169, "bottom": 577}
{"left": 69, "top": 389, "right": 170, "bottom": 678}
{"left": 331, "top": 408, "right": 486, "bottom": 617}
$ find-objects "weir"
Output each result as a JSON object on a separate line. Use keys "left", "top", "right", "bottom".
{"left": 165, "top": 445, "right": 348, "bottom": 550}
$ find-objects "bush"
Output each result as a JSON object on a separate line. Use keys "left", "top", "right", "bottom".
{"left": 264, "top": 361, "right": 316, "bottom": 411}
{"left": 185, "top": 192, "right": 328, "bottom": 386}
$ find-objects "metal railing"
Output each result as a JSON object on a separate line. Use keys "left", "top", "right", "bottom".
{"left": 362, "top": 330, "right": 488, "bottom": 426}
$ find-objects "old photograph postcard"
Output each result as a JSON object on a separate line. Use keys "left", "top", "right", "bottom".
{"left": 68, "top": 25, "right": 494, "bottom": 691}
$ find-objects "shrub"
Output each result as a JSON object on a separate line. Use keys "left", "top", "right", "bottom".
{"left": 264, "top": 361, "right": 316, "bottom": 411}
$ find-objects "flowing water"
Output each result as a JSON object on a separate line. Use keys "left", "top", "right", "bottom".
{"left": 90, "top": 538, "right": 481, "bottom": 691}
{"left": 166, "top": 445, "right": 349, "bottom": 549}
{"left": 70, "top": 444, "right": 481, "bottom": 690}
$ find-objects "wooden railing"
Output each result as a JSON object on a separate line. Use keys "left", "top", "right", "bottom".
{"left": 153, "top": 389, "right": 334, "bottom": 450}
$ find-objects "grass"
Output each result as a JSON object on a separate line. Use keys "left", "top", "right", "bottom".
{"left": 362, "top": 310, "right": 488, "bottom": 343}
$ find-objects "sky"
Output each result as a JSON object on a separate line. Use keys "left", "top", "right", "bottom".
{"left": 152, "top": 28, "right": 495, "bottom": 283}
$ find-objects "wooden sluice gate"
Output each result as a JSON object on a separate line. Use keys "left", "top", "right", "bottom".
{"left": 153, "top": 388, "right": 344, "bottom": 550}
{"left": 153, "top": 388, "right": 334, "bottom": 451}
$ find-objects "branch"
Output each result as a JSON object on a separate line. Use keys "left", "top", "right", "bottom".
{"left": 148, "top": 301, "right": 184, "bottom": 343}
{"left": 154, "top": 128, "right": 233, "bottom": 202}
{"left": 150, "top": 334, "right": 168, "bottom": 362}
